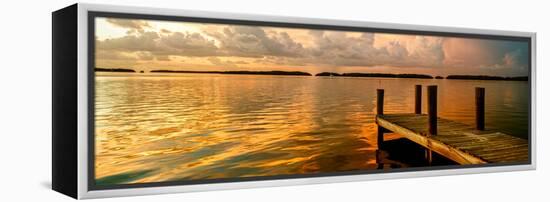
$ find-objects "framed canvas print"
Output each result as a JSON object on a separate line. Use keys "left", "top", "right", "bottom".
{"left": 52, "top": 3, "right": 536, "bottom": 199}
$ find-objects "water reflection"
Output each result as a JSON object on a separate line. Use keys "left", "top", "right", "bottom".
{"left": 95, "top": 73, "right": 528, "bottom": 184}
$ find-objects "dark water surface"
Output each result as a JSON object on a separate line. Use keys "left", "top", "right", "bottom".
{"left": 94, "top": 73, "right": 528, "bottom": 184}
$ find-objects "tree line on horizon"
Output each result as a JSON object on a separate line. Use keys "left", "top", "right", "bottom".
{"left": 94, "top": 68, "right": 528, "bottom": 81}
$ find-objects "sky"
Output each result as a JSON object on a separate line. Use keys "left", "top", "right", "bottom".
{"left": 95, "top": 17, "right": 529, "bottom": 77}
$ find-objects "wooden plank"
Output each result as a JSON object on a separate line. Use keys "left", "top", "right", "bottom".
{"left": 376, "top": 116, "right": 486, "bottom": 164}
{"left": 484, "top": 151, "right": 529, "bottom": 159}
{"left": 376, "top": 113, "right": 528, "bottom": 165}
{"left": 455, "top": 140, "right": 527, "bottom": 153}
{"left": 488, "top": 154, "right": 530, "bottom": 163}
{"left": 485, "top": 155, "right": 529, "bottom": 163}
{"left": 471, "top": 143, "right": 529, "bottom": 153}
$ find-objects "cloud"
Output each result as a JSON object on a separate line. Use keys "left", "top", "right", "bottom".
{"left": 488, "top": 49, "right": 526, "bottom": 70}
{"left": 401, "top": 36, "right": 445, "bottom": 67}
{"left": 304, "top": 31, "right": 445, "bottom": 68}
{"left": 136, "top": 51, "right": 154, "bottom": 61}
{"left": 97, "top": 31, "right": 160, "bottom": 52}
{"left": 207, "top": 26, "right": 306, "bottom": 58}
{"left": 96, "top": 50, "right": 137, "bottom": 61}
{"left": 207, "top": 57, "right": 247, "bottom": 68}
{"left": 307, "top": 32, "right": 382, "bottom": 66}
{"left": 97, "top": 25, "right": 307, "bottom": 59}
{"left": 503, "top": 51, "right": 519, "bottom": 66}
{"left": 96, "top": 31, "right": 220, "bottom": 60}
{"left": 155, "top": 55, "right": 171, "bottom": 61}
{"left": 207, "top": 57, "right": 223, "bottom": 66}
{"left": 440, "top": 38, "right": 529, "bottom": 76}
{"left": 96, "top": 19, "right": 529, "bottom": 76}
{"left": 96, "top": 24, "right": 448, "bottom": 69}
{"left": 157, "top": 32, "right": 219, "bottom": 56}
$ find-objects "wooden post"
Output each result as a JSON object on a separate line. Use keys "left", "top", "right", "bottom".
{"left": 376, "top": 150, "right": 384, "bottom": 169}
{"left": 427, "top": 85, "right": 437, "bottom": 135}
{"left": 377, "top": 89, "right": 384, "bottom": 149}
{"left": 476, "top": 87, "right": 485, "bottom": 130}
{"left": 425, "top": 149, "right": 433, "bottom": 165}
{"left": 426, "top": 86, "right": 437, "bottom": 165}
{"left": 377, "top": 89, "right": 384, "bottom": 115}
{"left": 415, "top": 85, "right": 422, "bottom": 114}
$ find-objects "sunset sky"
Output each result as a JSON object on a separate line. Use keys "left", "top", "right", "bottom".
{"left": 95, "top": 17, "right": 529, "bottom": 76}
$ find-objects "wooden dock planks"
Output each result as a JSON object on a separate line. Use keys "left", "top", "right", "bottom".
{"left": 376, "top": 113, "right": 529, "bottom": 165}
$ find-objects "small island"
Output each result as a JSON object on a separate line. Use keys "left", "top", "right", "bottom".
{"left": 315, "top": 72, "right": 342, "bottom": 77}
{"left": 150, "top": 70, "right": 312, "bottom": 76}
{"left": 95, "top": 68, "right": 135, "bottom": 73}
{"left": 315, "top": 72, "right": 433, "bottom": 79}
{"left": 446, "top": 75, "right": 528, "bottom": 81}
{"left": 95, "top": 68, "right": 528, "bottom": 81}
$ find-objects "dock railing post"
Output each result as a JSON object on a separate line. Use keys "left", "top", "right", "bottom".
{"left": 377, "top": 89, "right": 385, "bottom": 149}
{"left": 476, "top": 87, "right": 485, "bottom": 130}
{"left": 415, "top": 85, "right": 422, "bottom": 114}
{"left": 426, "top": 85, "right": 437, "bottom": 165}
{"left": 377, "top": 89, "right": 384, "bottom": 115}
{"left": 427, "top": 85, "right": 438, "bottom": 135}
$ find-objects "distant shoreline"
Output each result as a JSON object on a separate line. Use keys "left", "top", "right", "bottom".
{"left": 446, "top": 75, "right": 528, "bottom": 81}
{"left": 316, "top": 72, "right": 433, "bottom": 79}
{"left": 149, "top": 70, "right": 312, "bottom": 76}
{"left": 95, "top": 68, "right": 135, "bottom": 73}
{"left": 95, "top": 68, "right": 527, "bottom": 81}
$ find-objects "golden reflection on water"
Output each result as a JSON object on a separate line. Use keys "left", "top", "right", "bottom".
{"left": 95, "top": 73, "right": 528, "bottom": 185}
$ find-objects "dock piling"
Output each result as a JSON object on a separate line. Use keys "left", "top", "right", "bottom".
{"left": 377, "top": 89, "right": 385, "bottom": 149}
{"left": 427, "top": 85, "right": 438, "bottom": 135}
{"left": 377, "top": 89, "right": 384, "bottom": 115}
{"left": 415, "top": 85, "right": 422, "bottom": 114}
{"left": 476, "top": 87, "right": 485, "bottom": 130}
{"left": 425, "top": 149, "right": 432, "bottom": 165}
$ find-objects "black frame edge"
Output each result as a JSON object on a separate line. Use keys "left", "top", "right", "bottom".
{"left": 52, "top": 3, "right": 79, "bottom": 199}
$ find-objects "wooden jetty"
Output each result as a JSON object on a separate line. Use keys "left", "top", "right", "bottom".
{"left": 375, "top": 85, "right": 529, "bottom": 165}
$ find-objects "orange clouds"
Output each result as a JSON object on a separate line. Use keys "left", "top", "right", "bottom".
{"left": 442, "top": 38, "right": 494, "bottom": 68}
{"left": 95, "top": 17, "right": 529, "bottom": 76}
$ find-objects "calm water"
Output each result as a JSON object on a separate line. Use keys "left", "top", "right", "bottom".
{"left": 94, "top": 73, "right": 528, "bottom": 184}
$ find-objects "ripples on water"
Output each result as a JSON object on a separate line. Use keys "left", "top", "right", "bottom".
{"left": 95, "top": 73, "right": 528, "bottom": 185}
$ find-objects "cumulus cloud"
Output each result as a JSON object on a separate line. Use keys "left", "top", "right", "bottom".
{"left": 405, "top": 36, "right": 445, "bottom": 67}
{"left": 96, "top": 31, "right": 220, "bottom": 61}
{"left": 96, "top": 50, "right": 138, "bottom": 61}
{"left": 440, "top": 38, "right": 529, "bottom": 76}
{"left": 96, "top": 19, "right": 529, "bottom": 76}
{"left": 158, "top": 32, "right": 219, "bottom": 56}
{"left": 307, "top": 32, "right": 383, "bottom": 66}
{"left": 488, "top": 49, "right": 526, "bottom": 70}
{"left": 97, "top": 31, "right": 160, "bottom": 52}
{"left": 304, "top": 31, "right": 446, "bottom": 68}
{"left": 97, "top": 23, "right": 447, "bottom": 68}
{"left": 206, "top": 26, "right": 306, "bottom": 58}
